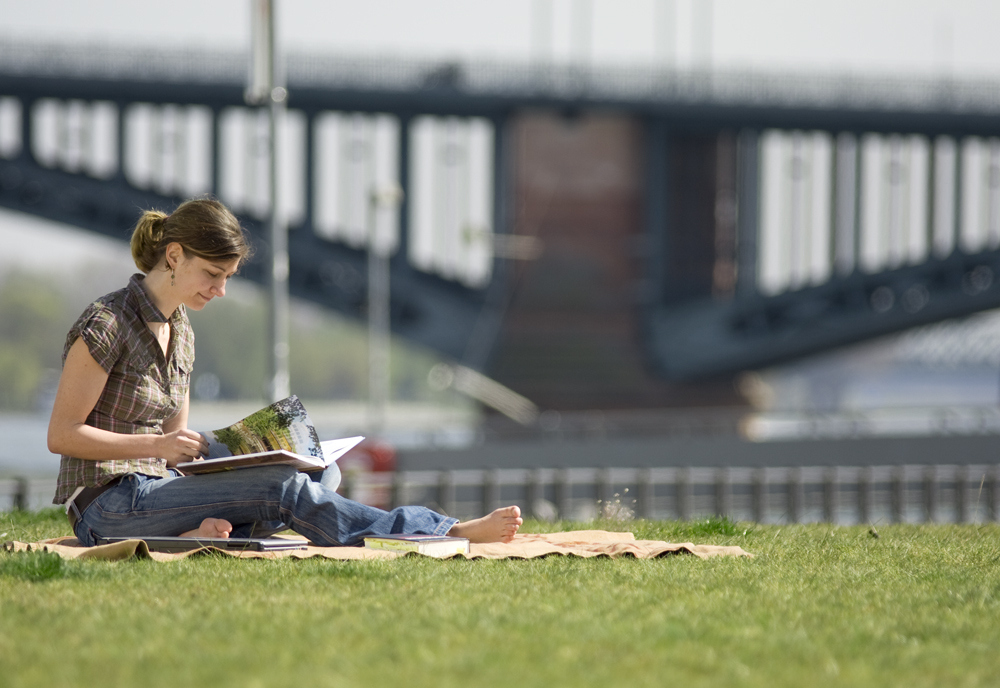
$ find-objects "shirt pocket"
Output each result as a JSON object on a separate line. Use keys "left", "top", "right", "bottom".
{"left": 124, "top": 348, "right": 158, "bottom": 383}
{"left": 113, "top": 349, "right": 166, "bottom": 421}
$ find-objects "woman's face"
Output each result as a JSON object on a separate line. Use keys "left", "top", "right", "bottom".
{"left": 173, "top": 252, "right": 240, "bottom": 311}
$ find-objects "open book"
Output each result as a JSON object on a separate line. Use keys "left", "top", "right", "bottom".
{"left": 177, "top": 395, "right": 363, "bottom": 475}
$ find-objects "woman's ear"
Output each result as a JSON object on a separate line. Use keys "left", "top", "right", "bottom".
{"left": 164, "top": 242, "right": 184, "bottom": 270}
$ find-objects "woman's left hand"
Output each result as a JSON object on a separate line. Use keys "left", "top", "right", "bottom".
{"left": 160, "top": 428, "right": 210, "bottom": 467}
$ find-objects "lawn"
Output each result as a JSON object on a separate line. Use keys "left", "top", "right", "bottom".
{"left": 2, "top": 509, "right": 999, "bottom": 688}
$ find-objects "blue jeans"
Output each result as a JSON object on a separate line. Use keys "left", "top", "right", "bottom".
{"left": 72, "top": 465, "right": 458, "bottom": 547}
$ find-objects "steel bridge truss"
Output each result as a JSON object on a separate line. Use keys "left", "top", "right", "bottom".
{"left": 0, "top": 64, "right": 511, "bottom": 367}
{"left": 5, "top": 42, "right": 1000, "bottom": 381}
{"left": 645, "top": 110, "right": 1000, "bottom": 377}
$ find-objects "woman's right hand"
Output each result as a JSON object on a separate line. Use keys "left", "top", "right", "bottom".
{"left": 159, "top": 428, "right": 210, "bottom": 467}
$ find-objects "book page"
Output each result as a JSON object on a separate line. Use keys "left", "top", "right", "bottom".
{"left": 203, "top": 395, "right": 322, "bottom": 460}
{"left": 320, "top": 437, "right": 366, "bottom": 464}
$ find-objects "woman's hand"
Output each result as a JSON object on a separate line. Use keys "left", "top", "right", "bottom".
{"left": 159, "top": 428, "right": 210, "bottom": 467}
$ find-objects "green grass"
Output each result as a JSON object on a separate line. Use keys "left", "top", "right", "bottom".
{"left": 3, "top": 509, "right": 1000, "bottom": 688}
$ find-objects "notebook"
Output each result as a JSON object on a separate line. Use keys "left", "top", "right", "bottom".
{"left": 95, "top": 536, "right": 309, "bottom": 552}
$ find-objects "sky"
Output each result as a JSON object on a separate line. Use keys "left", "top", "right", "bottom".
{"left": 1, "top": 0, "right": 1000, "bottom": 76}
{"left": 3, "top": 0, "right": 1000, "bottom": 271}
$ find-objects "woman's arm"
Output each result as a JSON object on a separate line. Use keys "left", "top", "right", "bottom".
{"left": 47, "top": 337, "right": 207, "bottom": 466}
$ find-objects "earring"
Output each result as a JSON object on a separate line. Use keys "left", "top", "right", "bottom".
{"left": 170, "top": 269, "right": 175, "bottom": 287}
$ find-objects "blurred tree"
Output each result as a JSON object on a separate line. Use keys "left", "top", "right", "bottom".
{"left": 187, "top": 291, "right": 268, "bottom": 400}
{"left": 0, "top": 267, "right": 462, "bottom": 410}
{"left": 288, "top": 305, "right": 368, "bottom": 400}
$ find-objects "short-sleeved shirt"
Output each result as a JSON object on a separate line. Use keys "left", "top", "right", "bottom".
{"left": 53, "top": 273, "right": 195, "bottom": 504}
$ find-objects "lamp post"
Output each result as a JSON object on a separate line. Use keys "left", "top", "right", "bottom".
{"left": 247, "top": 0, "right": 290, "bottom": 402}
{"left": 367, "top": 183, "right": 404, "bottom": 439}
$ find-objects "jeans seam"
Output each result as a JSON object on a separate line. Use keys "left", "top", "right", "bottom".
{"left": 435, "top": 518, "right": 459, "bottom": 536}
{"left": 94, "top": 498, "right": 283, "bottom": 520}
{"left": 286, "top": 514, "right": 331, "bottom": 545}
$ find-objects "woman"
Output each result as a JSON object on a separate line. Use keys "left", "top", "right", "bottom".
{"left": 48, "top": 197, "right": 521, "bottom": 547}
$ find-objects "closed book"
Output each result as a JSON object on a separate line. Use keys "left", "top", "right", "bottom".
{"left": 364, "top": 534, "right": 470, "bottom": 557}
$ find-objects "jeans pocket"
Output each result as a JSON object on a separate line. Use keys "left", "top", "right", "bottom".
{"left": 93, "top": 475, "right": 138, "bottom": 515}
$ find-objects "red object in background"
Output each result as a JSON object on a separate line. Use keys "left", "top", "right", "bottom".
{"left": 339, "top": 439, "right": 396, "bottom": 473}
{"left": 337, "top": 439, "right": 396, "bottom": 508}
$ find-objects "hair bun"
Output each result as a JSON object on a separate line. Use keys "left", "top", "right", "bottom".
{"left": 153, "top": 213, "right": 169, "bottom": 242}
{"left": 130, "top": 209, "right": 170, "bottom": 273}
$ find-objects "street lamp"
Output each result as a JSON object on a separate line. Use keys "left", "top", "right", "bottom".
{"left": 367, "top": 182, "right": 404, "bottom": 438}
{"left": 247, "top": 0, "right": 290, "bottom": 403}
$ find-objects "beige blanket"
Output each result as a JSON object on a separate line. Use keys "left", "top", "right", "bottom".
{"left": 3, "top": 530, "right": 751, "bottom": 562}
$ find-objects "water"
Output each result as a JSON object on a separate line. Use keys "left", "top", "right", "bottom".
{"left": 0, "top": 413, "right": 58, "bottom": 511}
{"left": 0, "top": 413, "right": 59, "bottom": 478}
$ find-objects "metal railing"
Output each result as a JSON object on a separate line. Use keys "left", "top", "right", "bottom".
{"left": 6, "top": 465, "right": 998, "bottom": 526}
{"left": 344, "top": 464, "right": 1000, "bottom": 525}
{"left": 0, "top": 478, "right": 58, "bottom": 513}
{"left": 5, "top": 38, "right": 1000, "bottom": 115}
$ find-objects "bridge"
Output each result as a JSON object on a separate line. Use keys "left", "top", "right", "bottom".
{"left": 4, "top": 40, "right": 1000, "bottom": 411}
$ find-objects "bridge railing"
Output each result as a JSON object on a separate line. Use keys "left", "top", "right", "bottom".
{"left": 6, "top": 39, "right": 1000, "bottom": 114}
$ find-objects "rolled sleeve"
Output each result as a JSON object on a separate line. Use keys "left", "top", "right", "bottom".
{"left": 66, "top": 307, "right": 123, "bottom": 375}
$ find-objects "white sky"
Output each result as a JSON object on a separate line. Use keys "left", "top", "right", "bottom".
{"left": 0, "top": 0, "right": 999, "bottom": 76}
{"left": 3, "top": 0, "right": 1000, "bottom": 266}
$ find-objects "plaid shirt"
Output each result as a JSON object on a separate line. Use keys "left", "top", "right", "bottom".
{"left": 53, "top": 273, "right": 195, "bottom": 504}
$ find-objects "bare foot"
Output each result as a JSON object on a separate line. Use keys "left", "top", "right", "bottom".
{"left": 448, "top": 506, "right": 522, "bottom": 543}
{"left": 180, "top": 518, "right": 233, "bottom": 538}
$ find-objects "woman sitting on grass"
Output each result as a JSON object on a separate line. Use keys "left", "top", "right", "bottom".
{"left": 47, "top": 197, "right": 521, "bottom": 547}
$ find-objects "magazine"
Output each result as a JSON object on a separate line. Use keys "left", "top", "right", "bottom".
{"left": 176, "top": 395, "right": 363, "bottom": 475}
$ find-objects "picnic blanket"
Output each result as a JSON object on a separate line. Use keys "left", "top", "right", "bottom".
{"left": 3, "top": 530, "right": 751, "bottom": 562}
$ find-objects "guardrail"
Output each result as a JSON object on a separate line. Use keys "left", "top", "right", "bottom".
{"left": 344, "top": 465, "right": 1000, "bottom": 525}
{"left": 6, "top": 465, "right": 999, "bottom": 526}
{"left": 0, "top": 478, "right": 58, "bottom": 512}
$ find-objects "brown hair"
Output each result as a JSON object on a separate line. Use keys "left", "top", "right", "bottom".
{"left": 129, "top": 197, "right": 253, "bottom": 274}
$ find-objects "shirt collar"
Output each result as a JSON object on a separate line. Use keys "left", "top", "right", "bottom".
{"left": 127, "top": 273, "right": 172, "bottom": 324}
